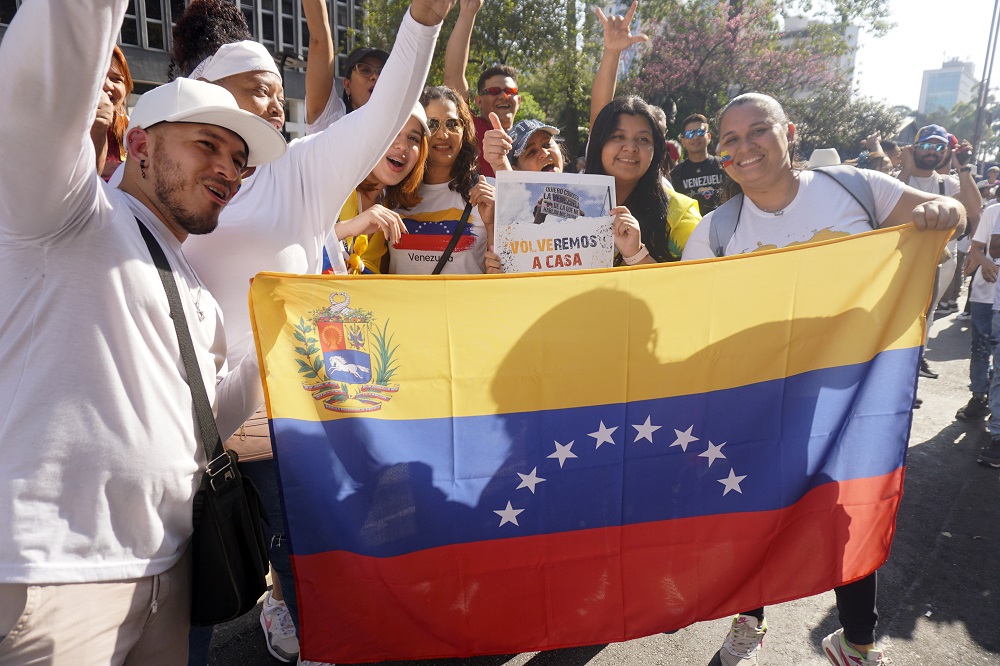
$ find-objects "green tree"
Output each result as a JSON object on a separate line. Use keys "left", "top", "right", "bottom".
{"left": 784, "top": 83, "right": 901, "bottom": 159}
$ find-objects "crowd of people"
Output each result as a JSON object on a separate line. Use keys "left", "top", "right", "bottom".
{"left": 0, "top": 0, "right": 988, "bottom": 665}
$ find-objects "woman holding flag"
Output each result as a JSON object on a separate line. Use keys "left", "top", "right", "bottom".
{"left": 682, "top": 93, "right": 964, "bottom": 666}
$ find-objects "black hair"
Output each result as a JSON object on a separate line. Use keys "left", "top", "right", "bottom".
{"left": 475, "top": 64, "right": 519, "bottom": 96}
{"left": 419, "top": 86, "right": 480, "bottom": 204}
{"left": 168, "top": 0, "right": 252, "bottom": 81}
{"left": 585, "top": 96, "right": 673, "bottom": 263}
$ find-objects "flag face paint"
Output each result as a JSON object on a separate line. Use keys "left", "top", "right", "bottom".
{"left": 250, "top": 225, "right": 945, "bottom": 664}
{"left": 720, "top": 150, "right": 733, "bottom": 167}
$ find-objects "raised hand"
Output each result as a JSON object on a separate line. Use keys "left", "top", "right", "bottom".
{"left": 596, "top": 1, "right": 648, "bottom": 54}
{"left": 410, "top": 0, "right": 459, "bottom": 26}
{"left": 458, "top": 0, "right": 483, "bottom": 16}
{"left": 611, "top": 205, "right": 642, "bottom": 257}
{"left": 337, "top": 204, "right": 408, "bottom": 244}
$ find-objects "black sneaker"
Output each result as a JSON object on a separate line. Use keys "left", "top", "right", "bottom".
{"left": 919, "top": 358, "right": 939, "bottom": 379}
{"left": 914, "top": 397, "right": 923, "bottom": 409}
{"left": 977, "top": 438, "right": 1000, "bottom": 468}
{"left": 957, "top": 396, "right": 990, "bottom": 420}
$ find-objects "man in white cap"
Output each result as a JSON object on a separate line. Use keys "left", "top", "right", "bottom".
{"left": 0, "top": 0, "right": 285, "bottom": 662}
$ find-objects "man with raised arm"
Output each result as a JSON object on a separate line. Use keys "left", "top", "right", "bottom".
{"left": 443, "top": 0, "right": 521, "bottom": 177}
{"left": 0, "top": 1, "right": 285, "bottom": 661}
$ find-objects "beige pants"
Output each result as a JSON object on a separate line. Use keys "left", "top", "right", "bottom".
{"left": 0, "top": 552, "right": 190, "bottom": 666}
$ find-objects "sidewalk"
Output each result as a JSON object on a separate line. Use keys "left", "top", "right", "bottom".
{"left": 208, "top": 307, "right": 1000, "bottom": 665}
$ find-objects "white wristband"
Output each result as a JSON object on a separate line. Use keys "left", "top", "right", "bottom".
{"left": 622, "top": 244, "right": 650, "bottom": 265}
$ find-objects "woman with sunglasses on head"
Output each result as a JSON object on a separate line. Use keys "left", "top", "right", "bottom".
{"left": 388, "top": 85, "right": 494, "bottom": 274}
{"left": 681, "top": 93, "right": 964, "bottom": 666}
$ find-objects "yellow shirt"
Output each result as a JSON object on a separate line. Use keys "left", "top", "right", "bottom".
{"left": 338, "top": 192, "right": 389, "bottom": 274}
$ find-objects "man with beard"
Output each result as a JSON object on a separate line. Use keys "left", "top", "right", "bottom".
{"left": 0, "top": 0, "right": 285, "bottom": 661}
{"left": 443, "top": 0, "right": 521, "bottom": 177}
{"left": 670, "top": 113, "right": 725, "bottom": 213}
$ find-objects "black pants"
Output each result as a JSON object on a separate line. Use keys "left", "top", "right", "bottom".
{"left": 743, "top": 571, "right": 878, "bottom": 646}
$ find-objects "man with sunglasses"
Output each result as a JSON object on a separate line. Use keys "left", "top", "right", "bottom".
{"left": 670, "top": 113, "right": 725, "bottom": 213}
{"left": 443, "top": 0, "right": 521, "bottom": 177}
{"left": 898, "top": 124, "right": 981, "bottom": 385}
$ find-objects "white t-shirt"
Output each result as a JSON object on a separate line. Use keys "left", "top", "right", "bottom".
{"left": 972, "top": 205, "right": 1000, "bottom": 307}
{"left": 682, "top": 169, "right": 905, "bottom": 259}
{"left": 183, "top": 11, "right": 439, "bottom": 369}
{"left": 306, "top": 89, "right": 347, "bottom": 136}
{"left": 389, "top": 182, "right": 487, "bottom": 274}
{"left": 0, "top": 0, "right": 260, "bottom": 583}
{"left": 908, "top": 172, "right": 961, "bottom": 258}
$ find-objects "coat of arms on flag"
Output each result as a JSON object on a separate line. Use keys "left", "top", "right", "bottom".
{"left": 294, "top": 291, "right": 398, "bottom": 413}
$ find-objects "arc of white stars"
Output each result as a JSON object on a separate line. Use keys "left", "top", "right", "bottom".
{"left": 670, "top": 425, "right": 699, "bottom": 452}
{"left": 494, "top": 501, "right": 524, "bottom": 527}
{"left": 547, "top": 440, "right": 577, "bottom": 468}
{"left": 589, "top": 421, "right": 618, "bottom": 449}
{"left": 699, "top": 440, "right": 727, "bottom": 467}
{"left": 632, "top": 416, "right": 661, "bottom": 443}
{"left": 516, "top": 467, "right": 546, "bottom": 493}
{"left": 718, "top": 469, "right": 747, "bottom": 496}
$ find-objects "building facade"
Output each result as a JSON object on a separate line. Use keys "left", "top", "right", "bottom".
{"left": 918, "top": 59, "right": 977, "bottom": 114}
{"left": 0, "top": 0, "right": 363, "bottom": 139}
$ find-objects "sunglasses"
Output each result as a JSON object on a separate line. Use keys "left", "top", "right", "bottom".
{"left": 352, "top": 62, "right": 383, "bottom": 78}
{"left": 915, "top": 141, "right": 946, "bottom": 152}
{"left": 682, "top": 128, "right": 707, "bottom": 139}
{"left": 479, "top": 86, "right": 518, "bottom": 97}
{"left": 427, "top": 117, "right": 462, "bottom": 134}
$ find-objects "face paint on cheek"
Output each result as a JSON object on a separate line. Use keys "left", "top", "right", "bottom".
{"left": 720, "top": 151, "right": 733, "bottom": 168}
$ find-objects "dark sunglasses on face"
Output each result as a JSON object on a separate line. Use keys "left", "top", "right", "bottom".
{"left": 915, "top": 141, "right": 946, "bottom": 152}
{"left": 479, "top": 86, "right": 518, "bottom": 97}
{"left": 427, "top": 118, "right": 462, "bottom": 134}
{"left": 682, "top": 128, "right": 707, "bottom": 139}
{"left": 353, "top": 62, "right": 383, "bottom": 78}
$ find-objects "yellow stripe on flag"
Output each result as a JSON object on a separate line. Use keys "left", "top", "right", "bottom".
{"left": 250, "top": 225, "right": 947, "bottom": 422}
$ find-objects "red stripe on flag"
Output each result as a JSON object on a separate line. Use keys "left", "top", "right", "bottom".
{"left": 293, "top": 469, "right": 903, "bottom": 663}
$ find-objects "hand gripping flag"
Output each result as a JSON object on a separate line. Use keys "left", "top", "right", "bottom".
{"left": 249, "top": 225, "right": 947, "bottom": 663}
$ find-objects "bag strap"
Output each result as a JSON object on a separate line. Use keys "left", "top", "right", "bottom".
{"left": 432, "top": 203, "right": 473, "bottom": 275}
{"left": 812, "top": 165, "right": 877, "bottom": 230}
{"left": 134, "top": 218, "right": 230, "bottom": 481}
{"left": 708, "top": 193, "right": 744, "bottom": 257}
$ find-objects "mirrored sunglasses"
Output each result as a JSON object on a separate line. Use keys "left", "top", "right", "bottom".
{"left": 427, "top": 118, "right": 462, "bottom": 134}
{"left": 353, "top": 62, "right": 383, "bottom": 78}
{"left": 916, "top": 141, "right": 946, "bottom": 152}
{"left": 479, "top": 86, "right": 518, "bottom": 97}
{"left": 682, "top": 128, "right": 707, "bottom": 139}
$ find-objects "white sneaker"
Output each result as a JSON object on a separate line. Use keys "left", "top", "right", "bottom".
{"left": 821, "top": 628, "right": 888, "bottom": 665}
{"left": 260, "top": 590, "right": 299, "bottom": 663}
{"left": 719, "top": 614, "right": 767, "bottom": 665}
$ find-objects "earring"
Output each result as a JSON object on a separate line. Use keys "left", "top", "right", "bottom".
{"left": 140, "top": 159, "right": 147, "bottom": 179}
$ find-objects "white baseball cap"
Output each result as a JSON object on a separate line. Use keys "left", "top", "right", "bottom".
{"left": 126, "top": 78, "right": 286, "bottom": 167}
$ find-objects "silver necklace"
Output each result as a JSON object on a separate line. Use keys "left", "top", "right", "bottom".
{"left": 757, "top": 172, "right": 800, "bottom": 215}
{"left": 192, "top": 286, "right": 206, "bottom": 321}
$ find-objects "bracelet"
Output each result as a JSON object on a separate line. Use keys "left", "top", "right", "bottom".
{"left": 958, "top": 166, "right": 972, "bottom": 173}
{"left": 622, "top": 244, "right": 650, "bottom": 265}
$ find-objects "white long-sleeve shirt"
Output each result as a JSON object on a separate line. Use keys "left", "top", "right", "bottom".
{"left": 0, "top": 0, "right": 261, "bottom": 584}
{"left": 183, "top": 11, "right": 440, "bottom": 369}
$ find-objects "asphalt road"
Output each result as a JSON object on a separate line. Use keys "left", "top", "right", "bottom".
{"left": 208, "top": 307, "right": 1000, "bottom": 666}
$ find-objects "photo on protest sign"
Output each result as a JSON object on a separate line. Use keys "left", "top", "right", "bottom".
{"left": 495, "top": 171, "right": 616, "bottom": 273}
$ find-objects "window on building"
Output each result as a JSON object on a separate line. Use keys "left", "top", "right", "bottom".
{"left": 0, "top": 0, "right": 21, "bottom": 26}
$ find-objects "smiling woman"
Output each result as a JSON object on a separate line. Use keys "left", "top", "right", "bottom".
{"left": 387, "top": 85, "right": 494, "bottom": 275}
{"left": 585, "top": 95, "right": 701, "bottom": 263}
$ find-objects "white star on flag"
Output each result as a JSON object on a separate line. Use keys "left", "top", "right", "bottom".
{"left": 632, "top": 416, "right": 661, "bottom": 443}
{"left": 699, "top": 440, "right": 727, "bottom": 467}
{"left": 718, "top": 469, "right": 747, "bottom": 496}
{"left": 670, "top": 425, "right": 698, "bottom": 452}
{"left": 494, "top": 501, "right": 524, "bottom": 527}
{"left": 516, "top": 467, "right": 546, "bottom": 493}
{"left": 589, "top": 421, "right": 618, "bottom": 449}
{"left": 547, "top": 440, "right": 578, "bottom": 468}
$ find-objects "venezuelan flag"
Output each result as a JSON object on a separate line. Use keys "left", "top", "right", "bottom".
{"left": 250, "top": 225, "right": 946, "bottom": 664}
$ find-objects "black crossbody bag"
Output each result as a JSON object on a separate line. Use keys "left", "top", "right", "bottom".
{"left": 135, "top": 218, "right": 269, "bottom": 626}
{"left": 432, "top": 203, "right": 473, "bottom": 274}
